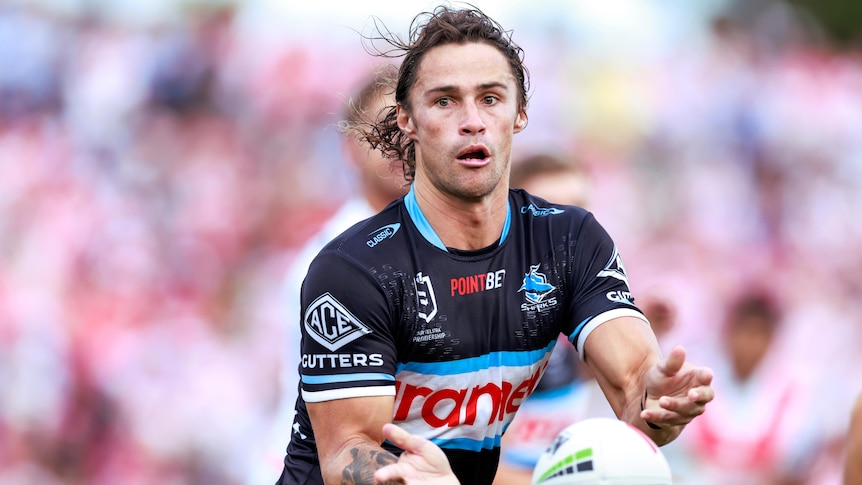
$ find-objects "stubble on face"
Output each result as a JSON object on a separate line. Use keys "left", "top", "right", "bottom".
{"left": 403, "top": 42, "right": 526, "bottom": 204}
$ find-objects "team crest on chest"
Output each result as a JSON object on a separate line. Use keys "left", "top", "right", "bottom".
{"left": 519, "top": 264, "right": 558, "bottom": 312}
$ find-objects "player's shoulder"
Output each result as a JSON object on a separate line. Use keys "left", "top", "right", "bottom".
{"left": 315, "top": 199, "right": 408, "bottom": 263}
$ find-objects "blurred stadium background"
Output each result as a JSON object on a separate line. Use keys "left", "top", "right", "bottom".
{"left": 1, "top": 0, "right": 860, "bottom": 483}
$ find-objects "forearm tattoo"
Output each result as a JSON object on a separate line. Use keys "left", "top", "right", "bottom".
{"left": 341, "top": 447, "right": 401, "bottom": 485}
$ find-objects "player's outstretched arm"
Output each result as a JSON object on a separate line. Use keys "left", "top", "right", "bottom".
{"left": 374, "top": 423, "right": 460, "bottom": 485}
{"left": 307, "top": 395, "right": 400, "bottom": 484}
{"left": 584, "top": 316, "right": 714, "bottom": 446}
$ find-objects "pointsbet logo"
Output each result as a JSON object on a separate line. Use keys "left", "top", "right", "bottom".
{"left": 450, "top": 269, "right": 506, "bottom": 297}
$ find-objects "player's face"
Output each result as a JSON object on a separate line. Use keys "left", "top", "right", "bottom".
{"left": 398, "top": 42, "right": 527, "bottom": 201}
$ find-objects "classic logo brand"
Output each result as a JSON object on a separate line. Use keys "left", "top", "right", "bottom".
{"left": 521, "top": 203, "right": 565, "bottom": 216}
{"left": 415, "top": 272, "right": 438, "bottom": 323}
{"left": 596, "top": 246, "right": 629, "bottom": 286}
{"left": 304, "top": 293, "right": 371, "bottom": 351}
{"left": 367, "top": 223, "right": 401, "bottom": 247}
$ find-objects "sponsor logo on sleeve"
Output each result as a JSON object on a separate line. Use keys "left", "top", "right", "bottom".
{"left": 302, "top": 353, "right": 384, "bottom": 369}
{"left": 606, "top": 290, "right": 635, "bottom": 305}
{"left": 521, "top": 204, "right": 565, "bottom": 216}
{"left": 596, "top": 245, "right": 630, "bottom": 287}
{"left": 304, "top": 292, "right": 371, "bottom": 351}
{"left": 367, "top": 223, "right": 401, "bottom": 247}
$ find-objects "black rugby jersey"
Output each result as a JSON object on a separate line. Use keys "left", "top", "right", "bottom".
{"left": 279, "top": 187, "right": 646, "bottom": 485}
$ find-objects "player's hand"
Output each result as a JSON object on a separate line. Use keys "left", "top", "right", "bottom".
{"left": 374, "top": 423, "right": 460, "bottom": 485}
{"left": 640, "top": 345, "right": 714, "bottom": 428}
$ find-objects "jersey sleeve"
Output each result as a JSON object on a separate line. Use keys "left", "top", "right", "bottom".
{"left": 298, "top": 248, "right": 398, "bottom": 403}
{"left": 565, "top": 213, "right": 648, "bottom": 359}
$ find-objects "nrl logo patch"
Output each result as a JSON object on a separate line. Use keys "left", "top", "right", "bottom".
{"left": 304, "top": 293, "right": 371, "bottom": 351}
{"left": 415, "top": 272, "right": 438, "bottom": 323}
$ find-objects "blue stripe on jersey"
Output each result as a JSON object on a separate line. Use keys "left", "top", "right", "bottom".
{"left": 432, "top": 434, "right": 502, "bottom": 452}
{"left": 570, "top": 316, "right": 591, "bottom": 345}
{"left": 301, "top": 372, "right": 395, "bottom": 385}
{"left": 396, "top": 340, "right": 556, "bottom": 375}
{"left": 405, "top": 186, "right": 512, "bottom": 251}
{"left": 405, "top": 187, "right": 447, "bottom": 251}
{"left": 500, "top": 199, "right": 512, "bottom": 244}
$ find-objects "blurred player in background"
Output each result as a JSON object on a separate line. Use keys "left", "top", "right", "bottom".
{"left": 668, "top": 287, "right": 831, "bottom": 484}
{"left": 245, "top": 64, "right": 408, "bottom": 485}
{"left": 508, "top": 152, "right": 592, "bottom": 208}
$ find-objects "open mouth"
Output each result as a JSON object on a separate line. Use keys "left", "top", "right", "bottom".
{"left": 457, "top": 146, "right": 490, "bottom": 161}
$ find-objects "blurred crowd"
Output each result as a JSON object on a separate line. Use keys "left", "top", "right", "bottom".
{"left": 0, "top": 0, "right": 860, "bottom": 484}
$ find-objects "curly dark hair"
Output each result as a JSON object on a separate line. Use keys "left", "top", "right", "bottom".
{"left": 345, "top": 4, "right": 531, "bottom": 182}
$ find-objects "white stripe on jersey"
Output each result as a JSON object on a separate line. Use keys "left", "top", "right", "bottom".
{"left": 574, "top": 308, "right": 649, "bottom": 360}
{"left": 302, "top": 385, "right": 396, "bottom": 403}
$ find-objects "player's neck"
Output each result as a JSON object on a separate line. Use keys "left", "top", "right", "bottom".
{"left": 410, "top": 181, "right": 509, "bottom": 251}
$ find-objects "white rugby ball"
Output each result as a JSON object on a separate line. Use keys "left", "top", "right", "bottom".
{"left": 531, "top": 417, "right": 672, "bottom": 485}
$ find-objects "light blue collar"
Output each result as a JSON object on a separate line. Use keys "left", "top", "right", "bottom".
{"left": 404, "top": 185, "right": 511, "bottom": 252}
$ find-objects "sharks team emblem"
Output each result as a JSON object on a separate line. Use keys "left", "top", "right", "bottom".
{"left": 519, "top": 264, "right": 556, "bottom": 304}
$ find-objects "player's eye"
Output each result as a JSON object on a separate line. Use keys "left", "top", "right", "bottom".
{"left": 436, "top": 97, "right": 451, "bottom": 107}
{"left": 482, "top": 95, "right": 498, "bottom": 105}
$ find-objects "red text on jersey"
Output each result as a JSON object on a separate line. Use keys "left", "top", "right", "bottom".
{"left": 450, "top": 269, "right": 506, "bottom": 297}
{"left": 393, "top": 359, "right": 548, "bottom": 428}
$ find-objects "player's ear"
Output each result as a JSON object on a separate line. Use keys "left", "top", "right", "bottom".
{"left": 397, "top": 104, "right": 417, "bottom": 140}
{"left": 513, "top": 110, "right": 528, "bottom": 133}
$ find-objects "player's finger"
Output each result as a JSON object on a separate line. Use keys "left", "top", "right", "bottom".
{"left": 374, "top": 464, "right": 407, "bottom": 484}
{"left": 382, "top": 423, "right": 417, "bottom": 452}
{"left": 643, "top": 394, "right": 707, "bottom": 426}
{"left": 657, "top": 345, "right": 686, "bottom": 377}
{"left": 696, "top": 366, "right": 714, "bottom": 386}
{"left": 688, "top": 382, "right": 714, "bottom": 406}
